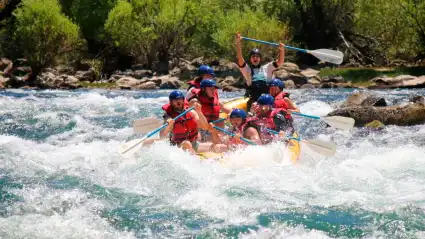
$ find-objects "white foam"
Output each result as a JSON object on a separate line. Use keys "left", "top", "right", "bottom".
{"left": 1, "top": 89, "right": 425, "bottom": 238}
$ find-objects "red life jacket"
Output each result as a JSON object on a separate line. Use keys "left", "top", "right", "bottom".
{"left": 189, "top": 88, "right": 220, "bottom": 122}
{"left": 161, "top": 102, "right": 198, "bottom": 144}
{"left": 274, "top": 91, "right": 290, "bottom": 109}
{"left": 243, "top": 109, "right": 286, "bottom": 144}
{"left": 187, "top": 77, "right": 202, "bottom": 89}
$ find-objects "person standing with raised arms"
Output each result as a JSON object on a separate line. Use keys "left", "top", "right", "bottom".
{"left": 235, "top": 32, "right": 286, "bottom": 112}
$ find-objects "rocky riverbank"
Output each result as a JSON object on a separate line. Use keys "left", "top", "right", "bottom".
{"left": 1, "top": 57, "right": 425, "bottom": 91}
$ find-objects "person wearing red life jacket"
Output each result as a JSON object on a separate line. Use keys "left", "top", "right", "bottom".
{"left": 186, "top": 65, "right": 215, "bottom": 96}
{"left": 188, "top": 79, "right": 231, "bottom": 142}
{"left": 243, "top": 94, "right": 294, "bottom": 145}
{"left": 268, "top": 78, "right": 299, "bottom": 112}
{"left": 188, "top": 78, "right": 232, "bottom": 121}
{"left": 208, "top": 108, "right": 248, "bottom": 153}
{"left": 159, "top": 90, "right": 215, "bottom": 154}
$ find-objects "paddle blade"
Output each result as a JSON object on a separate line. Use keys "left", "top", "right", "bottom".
{"left": 301, "top": 139, "right": 336, "bottom": 157}
{"left": 133, "top": 118, "right": 163, "bottom": 134}
{"left": 308, "top": 49, "right": 344, "bottom": 65}
{"left": 322, "top": 116, "right": 355, "bottom": 130}
{"left": 118, "top": 136, "right": 147, "bottom": 157}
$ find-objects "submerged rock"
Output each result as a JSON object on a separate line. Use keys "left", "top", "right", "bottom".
{"left": 364, "top": 120, "right": 385, "bottom": 129}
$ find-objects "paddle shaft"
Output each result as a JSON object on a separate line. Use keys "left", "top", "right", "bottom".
{"left": 212, "top": 118, "right": 226, "bottom": 124}
{"left": 212, "top": 126, "right": 256, "bottom": 145}
{"left": 242, "top": 36, "right": 307, "bottom": 53}
{"left": 291, "top": 112, "right": 320, "bottom": 120}
{"left": 121, "top": 107, "right": 194, "bottom": 154}
{"left": 150, "top": 106, "right": 194, "bottom": 137}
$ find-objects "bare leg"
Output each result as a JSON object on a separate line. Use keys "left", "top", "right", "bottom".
{"left": 211, "top": 144, "right": 230, "bottom": 153}
{"left": 196, "top": 142, "right": 217, "bottom": 153}
{"left": 180, "top": 140, "right": 196, "bottom": 154}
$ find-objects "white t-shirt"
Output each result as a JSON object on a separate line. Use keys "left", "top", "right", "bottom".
{"left": 185, "top": 86, "right": 196, "bottom": 101}
{"left": 238, "top": 61, "right": 277, "bottom": 86}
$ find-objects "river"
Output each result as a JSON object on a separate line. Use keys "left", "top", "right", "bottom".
{"left": 0, "top": 88, "right": 424, "bottom": 238}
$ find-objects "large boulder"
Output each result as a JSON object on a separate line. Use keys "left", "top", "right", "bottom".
{"left": 327, "top": 102, "right": 425, "bottom": 126}
{"left": 159, "top": 76, "right": 183, "bottom": 89}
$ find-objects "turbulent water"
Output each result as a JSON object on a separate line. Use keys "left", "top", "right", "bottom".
{"left": 1, "top": 88, "right": 425, "bottom": 238}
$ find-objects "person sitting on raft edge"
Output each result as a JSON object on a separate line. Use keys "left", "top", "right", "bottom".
{"left": 242, "top": 94, "right": 295, "bottom": 145}
{"left": 187, "top": 78, "right": 232, "bottom": 142}
{"left": 268, "top": 78, "right": 299, "bottom": 112}
{"left": 186, "top": 65, "right": 215, "bottom": 93}
{"left": 208, "top": 108, "right": 249, "bottom": 153}
{"left": 235, "top": 32, "right": 285, "bottom": 113}
{"left": 159, "top": 90, "right": 218, "bottom": 154}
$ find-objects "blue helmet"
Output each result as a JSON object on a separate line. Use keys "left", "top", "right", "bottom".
{"left": 257, "top": 94, "right": 274, "bottom": 106}
{"left": 200, "top": 78, "right": 218, "bottom": 88}
{"left": 198, "top": 65, "right": 215, "bottom": 77}
{"left": 268, "top": 78, "right": 285, "bottom": 89}
{"left": 230, "top": 108, "right": 247, "bottom": 119}
{"left": 169, "top": 90, "right": 184, "bottom": 101}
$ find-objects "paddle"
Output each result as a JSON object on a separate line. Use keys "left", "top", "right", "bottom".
{"left": 118, "top": 107, "right": 195, "bottom": 157}
{"left": 241, "top": 36, "right": 344, "bottom": 65}
{"left": 290, "top": 112, "right": 355, "bottom": 131}
{"left": 133, "top": 117, "right": 163, "bottom": 134}
{"left": 266, "top": 129, "right": 336, "bottom": 157}
{"left": 133, "top": 117, "right": 227, "bottom": 134}
{"left": 212, "top": 118, "right": 226, "bottom": 124}
{"left": 212, "top": 126, "right": 256, "bottom": 145}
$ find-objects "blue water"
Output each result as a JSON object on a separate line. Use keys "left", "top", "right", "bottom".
{"left": 1, "top": 88, "right": 425, "bottom": 238}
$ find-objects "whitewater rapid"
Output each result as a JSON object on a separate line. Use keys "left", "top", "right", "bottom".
{"left": 0, "top": 88, "right": 424, "bottom": 238}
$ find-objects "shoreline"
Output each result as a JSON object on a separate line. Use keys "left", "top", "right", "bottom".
{"left": 1, "top": 57, "right": 425, "bottom": 91}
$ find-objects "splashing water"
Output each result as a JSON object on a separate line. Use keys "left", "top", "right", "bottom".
{"left": 1, "top": 88, "right": 425, "bottom": 238}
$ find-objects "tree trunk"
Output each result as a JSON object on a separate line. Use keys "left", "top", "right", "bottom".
{"left": 155, "top": 47, "right": 169, "bottom": 75}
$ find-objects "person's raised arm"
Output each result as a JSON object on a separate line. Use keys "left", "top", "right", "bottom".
{"left": 276, "top": 43, "right": 285, "bottom": 66}
{"left": 235, "top": 33, "right": 245, "bottom": 67}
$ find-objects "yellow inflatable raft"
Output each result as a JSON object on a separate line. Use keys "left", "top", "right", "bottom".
{"left": 198, "top": 97, "right": 301, "bottom": 163}
{"left": 218, "top": 97, "right": 249, "bottom": 119}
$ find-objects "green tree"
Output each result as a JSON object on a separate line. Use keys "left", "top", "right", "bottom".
{"left": 13, "top": 0, "right": 83, "bottom": 79}
{"left": 65, "top": 0, "right": 116, "bottom": 53}
{"left": 211, "top": 8, "right": 290, "bottom": 61}
{"left": 394, "top": 0, "right": 425, "bottom": 57}
{"left": 105, "top": 0, "right": 215, "bottom": 73}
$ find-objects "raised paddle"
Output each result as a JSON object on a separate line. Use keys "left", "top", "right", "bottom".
{"left": 212, "top": 126, "right": 256, "bottom": 145}
{"left": 118, "top": 107, "right": 195, "bottom": 157}
{"left": 290, "top": 112, "right": 355, "bottom": 131}
{"left": 241, "top": 36, "right": 344, "bottom": 65}
{"left": 266, "top": 129, "right": 337, "bottom": 157}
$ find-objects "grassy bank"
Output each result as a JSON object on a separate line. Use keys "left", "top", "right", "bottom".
{"left": 319, "top": 66, "right": 425, "bottom": 85}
